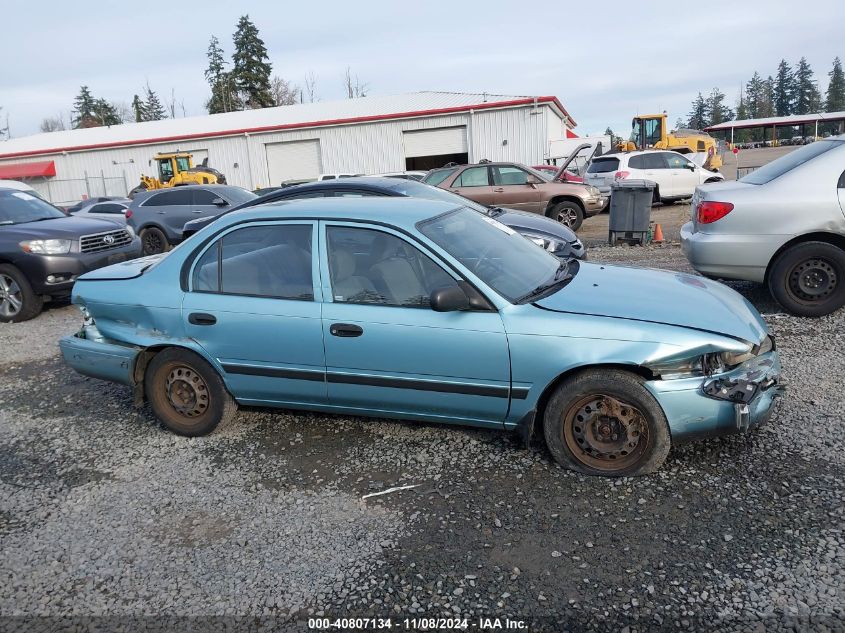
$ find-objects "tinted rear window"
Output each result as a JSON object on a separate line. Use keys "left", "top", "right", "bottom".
{"left": 422, "top": 168, "right": 457, "bottom": 186}
{"left": 587, "top": 158, "right": 619, "bottom": 173}
{"left": 740, "top": 140, "right": 843, "bottom": 184}
{"left": 145, "top": 189, "right": 193, "bottom": 206}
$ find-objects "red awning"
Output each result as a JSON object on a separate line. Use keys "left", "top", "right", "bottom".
{"left": 565, "top": 129, "right": 579, "bottom": 139}
{"left": 0, "top": 160, "right": 56, "bottom": 179}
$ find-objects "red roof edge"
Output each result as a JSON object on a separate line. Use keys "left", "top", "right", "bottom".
{"left": 0, "top": 97, "right": 575, "bottom": 160}
{"left": 0, "top": 160, "right": 56, "bottom": 179}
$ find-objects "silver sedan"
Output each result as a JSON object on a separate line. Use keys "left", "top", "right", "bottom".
{"left": 681, "top": 136, "right": 845, "bottom": 316}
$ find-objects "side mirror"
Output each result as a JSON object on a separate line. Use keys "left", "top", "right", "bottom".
{"left": 211, "top": 197, "right": 229, "bottom": 207}
{"left": 430, "top": 285, "right": 470, "bottom": 312}
{"left": 686, "top": 163, "right": 697, "bottom": 171}
{"left": 526, "top": 175, "right": 542, "bottom": 185}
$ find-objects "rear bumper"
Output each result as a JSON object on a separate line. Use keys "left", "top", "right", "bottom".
{"left": 19, "top": 238, "right": 143, "bottom": 297}
{"left": 680, "top": 222, "right": 779, "bottom": 283}
{"left": 59, "top": 329, "right": 141, "bottom": 386}
{"left": 646, "top": 351, "right": 783, "bottom": 442}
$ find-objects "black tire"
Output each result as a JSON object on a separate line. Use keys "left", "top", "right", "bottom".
{"left": 547, "top": 201, "right": 584, "bottom": 231}
{"left": 0, "top": 264, "right": 43, "bottom": 323}
{"left": 543, "top": 369, "right": 671, "bottom": 477}
{"left": 651, "top": 185, "right": 661, "bottom": 206}
{"left": 140, "top": 227, "right": 169, "bottom": 255}
{"left": 145, "top": 347, "right": 238, "bottom": 436}
{"left": 768, "top": 241, "right": 845, "bottom": 317}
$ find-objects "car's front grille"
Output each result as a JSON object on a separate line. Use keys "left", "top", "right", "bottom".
{"left": 80, "top": 229, "right": 133, "bottom": 254}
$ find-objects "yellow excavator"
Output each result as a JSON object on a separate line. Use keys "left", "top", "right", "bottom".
{"left": 618, "top": 113, "right": 722, "bottom": 171}
{"left": 129, "top": 151, "right": 227, "bottom": 196}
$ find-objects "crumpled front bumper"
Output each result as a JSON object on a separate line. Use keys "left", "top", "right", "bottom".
{"left": 646, "top": 351, "right": 784, "bottom": 442}
{"left": 59, "top": 326, "right": 141, "bottom": 386}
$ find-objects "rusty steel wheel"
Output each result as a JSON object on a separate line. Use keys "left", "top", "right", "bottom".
{"left": 562, "top": 394, "right": 649, "bottom": 473}
{"left": 145, "top": 348, "right": 237, "bottom": 436}
{"left": 543, "top": 369, "right": 671, "bottom": 477}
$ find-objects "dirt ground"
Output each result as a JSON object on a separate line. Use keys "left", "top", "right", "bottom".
{"left": 578, "top": 202, "right": 692, "bottom": 247}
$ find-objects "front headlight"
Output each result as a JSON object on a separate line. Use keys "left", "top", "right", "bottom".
{"left": 20, "top": 239, "right": 72, "bottom": 254}
{"left": 125, "top": 225, "right": 135, "bottom": 238}
{"left": 653, "top": 342, "right": 761, "bottom": 379}
{"left": 588, "top": 186, "right": 601, "bottom": 196}
{"left": 521, "top": 232, "right": 558, "bottom": 252}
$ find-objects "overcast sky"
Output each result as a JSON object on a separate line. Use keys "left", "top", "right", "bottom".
{"left": 1, "top": 0, "right": 843, "bottom": 139}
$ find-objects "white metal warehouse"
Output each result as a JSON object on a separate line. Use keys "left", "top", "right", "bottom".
{"left": 0, "top": 91, "right": 576, "bottom": 205}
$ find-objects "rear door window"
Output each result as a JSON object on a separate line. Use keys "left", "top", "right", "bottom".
{"left": 644, "top": 153, "right": 669, "bottom": 169}
{"left": 664, "top": 153, "right": 693, "bottom": 169}
{"left": 192, "top": 189, "right": 222, "bottom": 205}
{"left": 587, "top": 158, "right": 619, "bottom": 173}
{"left": 628, "top": 155, "right": 648, "bottom": 169}
{"left": 491, "top": 166, "right": 531, "bottom": 186}
{"left": 454, "top": 166, "right": 490, "bottom": 187}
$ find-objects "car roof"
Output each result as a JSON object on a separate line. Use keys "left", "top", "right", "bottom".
{"left": 219, "top": 196, "right": 461, "bottom": 231}
{"left": 132, "top": 184, "right": 246, "bottom": 202}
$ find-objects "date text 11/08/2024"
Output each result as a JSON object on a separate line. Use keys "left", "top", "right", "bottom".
{"left": 307, "top": 617, "right": 528, "bottom": 629}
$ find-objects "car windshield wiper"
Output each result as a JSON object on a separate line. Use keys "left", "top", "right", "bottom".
{"left": 25, "top": 216, "right": 59, "bottom": 223}
{"left": 516, "top": 261, "right": 572, "bottom": 304}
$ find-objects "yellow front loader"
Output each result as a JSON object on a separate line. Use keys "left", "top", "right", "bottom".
{"left": 619, "top": 113, "right": 722, "bottom": 171}
{"left": 130, "top": 152, "right": 227, "bottom": 196}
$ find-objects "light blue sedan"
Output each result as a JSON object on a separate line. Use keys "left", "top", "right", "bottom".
{"left": 60, "top": 198, "right": 783, "bottom": 476}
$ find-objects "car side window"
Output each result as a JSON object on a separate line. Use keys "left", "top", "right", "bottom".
{"left": 326, "top": 226, "right": 458, "bottom": 308}
{"left": 643, "top": 154, "right": 668, "bottom": 169}
{"left": 192, "top": 224, "right": 313, "bottom": 300}
{"left": 144, "top": 189, "right": 193, "bottom": 206}
{"left": 491, "top": 166, "right": 531, "bottom": 186}
{"left": 192, "top": 189, "right": 221, "bottom": 205}
{"left": 454, "top": 166, "right": 489, "bottom": 187}
{"left": 665, "top": 154, "right": 692, "bottom": 169}
{"left": 91, "top": 203, "right": 126, "bottom": 214}
{"left": 627, "top": 155, "right": 646, "bottom": 169}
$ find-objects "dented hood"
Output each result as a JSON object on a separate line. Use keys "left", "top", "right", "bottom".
{"left": 534, "top": 262, "right": 769, "bottom": 344}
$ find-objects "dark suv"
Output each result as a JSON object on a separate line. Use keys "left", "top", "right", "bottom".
{"left": 127, "top": 185, "right": 256, "bottom": 255}
{"left": 0, "top": 188, "right": 142, "bottom": 322}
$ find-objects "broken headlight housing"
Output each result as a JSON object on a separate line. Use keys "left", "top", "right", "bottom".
{"left": 656, "top": 335, "right": 774, "bottom": 380}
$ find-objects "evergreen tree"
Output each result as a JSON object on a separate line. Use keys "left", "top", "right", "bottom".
{"left": 131, "top": 94, "right": 146, "bottom": 122}
{"left": 826, "top": 56, "right": 845, "bottom": 112}
{"left": 745, "top": 72, "right": 767, "bottom": 119}
{"left": 72, "top": 85, "right": 98, "bottom": 128}
{"left": 734, "top": 93, "right": 751, "bottom": 142}
{"left": 705, "top": 87, "right": 733, "bottom": 126}
{"left": 205, "top": 35, "right": 227, "bottom": 85}
{"left": 205, "top": 35, "right": 239, "bottom": 113}
{"left": 92, "top": 99, "right": 121, "bottom": 126}
{"left": 143, "top": 83, "right": 167, "bottom": 121}
{"left": 774, "top": 59, "right": 796, "bottom": 116}
{"left": 760, "top": 76, "right": 776, "bottom": 118}
{"left": 231, "top": 15, "right": 274, "bottom": 109}
{"left": 794, "top": 57, "right": 822, "bottom": 114}
{"left": 687, "top": 92, "right": 708, "bottom": 130}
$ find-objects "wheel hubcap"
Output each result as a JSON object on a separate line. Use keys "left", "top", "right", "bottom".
{"left": 0, "top": 274, "right": 23, "bottom": 318}
{"left": 144, "top": 233, "right": 163, "bottom": 253}
{"left": 563, "top": 394, "right": 648, "bottom": 472}
{"left": 557, "top": 209, "right": 577, "bottom": 227}
{"left": 789, "top": 258, "right": 837, "bottom": 301}
{"left": 165, "top": 366, "right": 209, "bottom": 418}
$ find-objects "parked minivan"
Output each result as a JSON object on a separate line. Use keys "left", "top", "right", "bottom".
{"left": 127, "top": 185, "right": 256, "bottom": 255}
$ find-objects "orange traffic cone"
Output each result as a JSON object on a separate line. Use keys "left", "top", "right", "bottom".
{"left": 652, "top": 223, "right": 664, "bottom": 243}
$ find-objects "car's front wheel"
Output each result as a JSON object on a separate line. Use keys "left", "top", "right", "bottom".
{"left": 543, "top": 369, "right": 671, "bottom": 477}
{"left": 140, "top": 227, "right": 169, "bottom": 255}
{"left": 0, "top": 264, "right": 43, "bottom": 323}
{"left": 145, "top": 347, "right": 238, "bottom": 436}
{"left": 768, "top": 241, "right": 845, "bottom": 317}
{"left": 548, "top": 201, "right": 584, "bottom": 231}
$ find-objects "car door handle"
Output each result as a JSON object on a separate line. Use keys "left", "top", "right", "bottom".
{"left": 330, "top": 323, "right": 363, "bottom": 337}
{"left": 192, "top": 209, "right": 204, "bottom": 213}
{"left": 493, "top": 187, "right": 505, "bottom": 192}
{"left": 188, "top": 312, "right": 217, "bottom": 326}
{"left": 157, "top": 211, "right": 167, "bottom": 214}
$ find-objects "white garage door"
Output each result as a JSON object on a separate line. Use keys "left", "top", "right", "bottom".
{"left": 265, "top": 140, "right": 321, "bottom": 184}
{"left": 403, "top": 127, "right": 468, "bottom": 158}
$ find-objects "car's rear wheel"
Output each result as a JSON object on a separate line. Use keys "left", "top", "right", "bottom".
{"left": 140, "top": 227, "right": 169, "bottom": 255}
{"left": 543, "top": 369, "right": 671, "bottom": 477}
{"left": 145, "top": 348, "right": 238, "bottom": 436}
{"left": 0, "top": 264, "right": 43, "bottom": 323}
{"left": 548, "top": 201, "right": 584, "bottom": 231}
{"left": 768, "top": 241, "right": 845, "bottom": 317}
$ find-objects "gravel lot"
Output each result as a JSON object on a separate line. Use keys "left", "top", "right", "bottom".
{"left": 1, "top": 227, "right": 843, "bottom": 631}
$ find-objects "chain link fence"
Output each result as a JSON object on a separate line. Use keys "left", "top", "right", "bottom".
{"left": 32, "top": 171, "right": 130, "bottom": 207}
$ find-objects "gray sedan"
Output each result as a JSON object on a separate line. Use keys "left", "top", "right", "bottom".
{"left": 69, "top": 198, "right": 131, "bottom": 224}
{"left": 681, "top": 136, "right": 845, "bottom": 316}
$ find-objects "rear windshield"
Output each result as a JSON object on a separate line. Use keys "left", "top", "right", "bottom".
{"left": 740, "top": 140, "right": 842, "bottom": 185}
{"left": 422, "top": 168, "right": 457, "bottom": 186}
{"left": 587, "top": 158, "right": 619, "bottom": 173}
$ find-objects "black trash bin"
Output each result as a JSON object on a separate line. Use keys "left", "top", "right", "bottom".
{"left": 608, "top": 179, "right": 655, "bottom": 245}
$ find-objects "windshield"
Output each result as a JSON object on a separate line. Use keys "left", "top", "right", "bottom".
{"left": 740, "top": 140, "right": 842, "bottom": 185}
{"left": 418, "top": 207, "right": 562, "bottom": 302}
{"left": 0, "top": 190, "right": 66, "bottom": 225}
{"left": 422, "top": 168, "right": 457, "bottom": 186}
{"left": 380, "top": 179, "right": 490, "bottom": 213}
